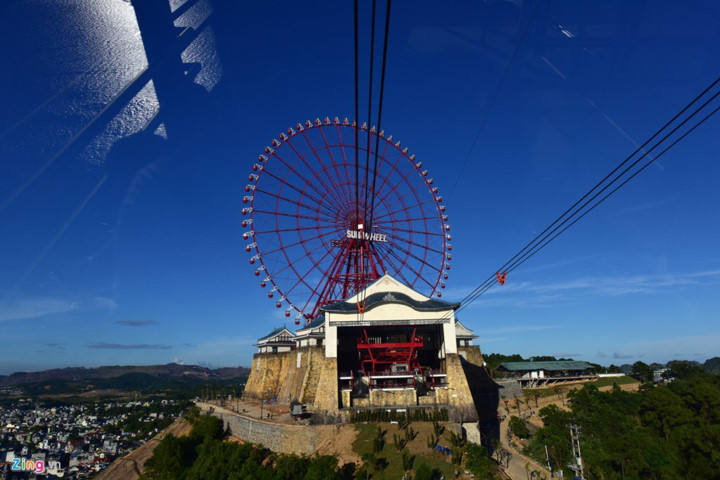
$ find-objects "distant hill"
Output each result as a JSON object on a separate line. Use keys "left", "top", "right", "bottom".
{"left": 0, "top": 363, "right": 250, "bottom": 387}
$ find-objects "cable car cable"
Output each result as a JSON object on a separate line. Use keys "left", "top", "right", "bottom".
{"left": 368, "top": 0, "right": 392, "bottom": 232}
{"left": 441, "top": 75, "right": 720, "bottom": 318}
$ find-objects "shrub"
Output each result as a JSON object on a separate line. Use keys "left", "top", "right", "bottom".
{"left": 414, "top": 462, "right": 439, "bottom": 480}
{"left": 509, "top": 416, "right": 530, "bottom": 439}
{"left": 426, "top": 433, "right": 437, "bottom": 449}
{"left": 465, "top": 443, "right": 502, "bottom": 479}
{"left": 401, "top": 449, "right": 414, "bottom": 471}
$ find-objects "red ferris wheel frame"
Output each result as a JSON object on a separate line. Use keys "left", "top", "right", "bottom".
{"left": 242, "top": 117, "right": 451, "bottom": 323}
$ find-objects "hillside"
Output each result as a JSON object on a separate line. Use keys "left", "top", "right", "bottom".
{"left": 0, "top": 363, "right": 250, "bottom": 387}
{"left": 95, "top": 417, "right": 194, "bottom": 480}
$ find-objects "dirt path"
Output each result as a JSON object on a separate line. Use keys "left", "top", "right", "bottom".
{"left": 498, "top": 412, "right": 551, "bottom": 480}
{"left": 95, "top": 418, "right": 192, "bottom": 480}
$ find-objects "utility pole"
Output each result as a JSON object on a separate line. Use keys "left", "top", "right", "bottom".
{"left": 568, "top": 425, "right": 584, "bottom": 480}
{"left": 544, "top": 444, "right": 553, "bottom": 477}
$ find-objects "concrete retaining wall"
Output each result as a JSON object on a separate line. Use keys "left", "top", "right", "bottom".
{"left": 495, "top": 379, "right": 523, "bottom": 399}
{"left": 196, "top": 402, "right": 335, "bottom": 455}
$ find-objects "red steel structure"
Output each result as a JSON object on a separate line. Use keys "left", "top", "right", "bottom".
{"left": 243, "top": 117, "right": 450, "bottom": 323}
{"left": 357, "top": 328, "right": 424, "bottom": 376}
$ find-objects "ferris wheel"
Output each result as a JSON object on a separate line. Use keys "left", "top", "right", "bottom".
{"left": 242, "top": 117, "right": 451, "bottom": 323}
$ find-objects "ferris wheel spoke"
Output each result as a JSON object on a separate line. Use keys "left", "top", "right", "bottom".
{"left": 321, "top": 126, "right": 357, "bottom": 207}
{"left": 259, "top": 229, "right": 341, "bottom": 256}
{"left": 264, "top": 234, "right": 332, "bottom": 280}
{"left": 385, "top": 233, "right": 445, "bottom": 255}
{"left": 280, "top": 239, "right": 345, "bottom": 302}
{"left": 254, "top": 224, "right": 340, "bottom": 235}
{"left": 374, "top": 161, "right": 422, "bottom": 212}
{"left": 372, "top": 198, "right": 436, "bottom": 223}
{"left": 271, "top": 151, "right": 348, "bottom": 210}
{"left": 301, "top": 130, "right": 355, "bottom": 208}
{"left": 294, "top": 197, "right": 346, "bottom": 273}
{"left": 254, "top": 187, "right": 336, "bottom": 221}
{"left": 283, "top": 136, "right": 349, "bottom": 208}
{"left": 334, "top": 125, "right": 357, "bottom": 210}
{"left": 381, "top": 225, "right": 444, "bottom": 237}
{"left": 259, "top": 165, "right": 340, "bottom": 218}
{"left": 386, "top": 239, "right": 441, "bottom": 274}
{"left": 375, "top": 173, "right": 414, "bottom": 268}
{"left": 299, "top": 245, "right": 347, "bottom": 315}
{"left": 368, "top": 135, "right": 392, "bottom": 224}
{"left": 374, "top": 241, "right": 435, "bottom": 290}
{"left": 253, "top": 209, "right": 338, "bottom": 225}
{"left": 368, "top": 152, "right": 404, "bottom": 219}
{"left": 377, "top": 251, "right": 416, "bottom": 289}
{"left": 374, "top": 215, "right": 439, "bottom": 225}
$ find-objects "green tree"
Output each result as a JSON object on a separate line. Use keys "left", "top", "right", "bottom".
{"left": 464, "top": 444, "right": 501, "bottom": 479}
{"left": 509, "top": 416, "right": 530, "bottom": 439}
{"left": 414, "top": 462, "right": 439, "bottom": 480}
{"left": 640, "top": 386, "right": 693, "bottom": 440}
{"left": 667, "top": 360, "right": 704, "bottom": 380}
{"left": 273, "top": 454, "right": 309, "bottom": 480}
{"left": 305, "top": 455, "right": 343, "bottom": 480}
{"left": 631, "top": 361, "right": 654, "bottom": 383}
{"left": 704, "top": 356, "right": 720, "bottom": 374}
{"left": 142, "top": 434, "right": 196, "bottom": 480}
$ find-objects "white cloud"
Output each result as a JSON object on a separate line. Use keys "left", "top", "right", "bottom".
{"left": 0, "top": 295, "right": 117, "bottom": 322}
{"left": 451, "top": 269, "right": 720, "bottom": 308}
{"left": 483, "top": 324, "right": 561, "bottom": 334}
{"left": 621, "top": 332, "right": 720, "bottom": 361}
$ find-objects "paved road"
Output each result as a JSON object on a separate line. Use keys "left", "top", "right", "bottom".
{"left": 498, "top": 409, "right": 552, "bottom": 480}
{"left": 200, "top": 399, "right": 296, "bottom": 424}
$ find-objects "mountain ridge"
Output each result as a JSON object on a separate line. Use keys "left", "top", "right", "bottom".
{"left": 0, "top": 363, "right": 250, "bottom": 386}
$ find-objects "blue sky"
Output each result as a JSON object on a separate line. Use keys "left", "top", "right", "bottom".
{"left": 1, "top": 0, "right": 719, "bottom": 374}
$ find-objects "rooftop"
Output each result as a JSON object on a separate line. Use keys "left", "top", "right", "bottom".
{"left": 257, "top": 327, "right": 294, "bottom": 342}
{"left": 498, "top": 361, "right": 594, "bottom": 372}
{"left": 321, "top": 291, "right": 459, "bottom": 314}
{"left": 297, "top": 316, "right": 324, "bottom": 332}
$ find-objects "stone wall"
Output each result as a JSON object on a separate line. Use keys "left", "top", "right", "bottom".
{"left": 418, "top": 388, "right": 450, "bottom": 406}
{"left": 495, "top": 379, "right": 523, "bottom": 399}
{"left": 196, "top": 403, "right": 335, "bottom": 455}
{"left": 458, "top": 345, "right": 484, "bottom": 367}
{"left": 299, "top": 347, "right": 324, "bottom": 404}
{"left": 445, "top": 353, "right": 479, "bottom": 422}
{"left": 243, "top": 348, "right": 324, "bottom": 404}
{"left": 313, "top": 356, "right": 339, "bottom": 412}
{"left": 369, "top": 389, "right": 417, "bottom": 407}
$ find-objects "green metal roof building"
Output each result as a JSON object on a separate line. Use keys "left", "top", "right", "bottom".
{"left": 497, "top": 360, "right": 596, "bottom": 387}
{"left": 498, "top": 361, "right": 594, "bottom": 372}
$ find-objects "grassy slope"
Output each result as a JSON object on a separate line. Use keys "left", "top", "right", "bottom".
{"left": 528, "top": 376, "right": 640, "bottom": 398}
{"left": 352, "top": 422, "right": 459, "bottom": 479}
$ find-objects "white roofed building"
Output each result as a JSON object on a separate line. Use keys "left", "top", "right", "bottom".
{"left": 455, "top": 319, "right": 478, "bottom": 347}
{"left": 254, "top": 327, "right": 295, "bottom": 354}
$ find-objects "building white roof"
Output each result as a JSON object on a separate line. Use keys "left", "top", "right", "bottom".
{"left": 320, "top": 274, "right": 458, "bottom": 325}
{"left": 455, "top": 319, "right": 478, "bottom": 339}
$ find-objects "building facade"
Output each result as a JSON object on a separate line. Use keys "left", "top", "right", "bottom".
{"left": 244, "top": 275, "right": 484, "bottom": 420}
